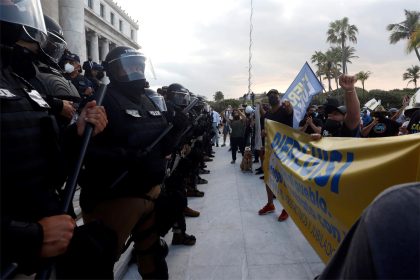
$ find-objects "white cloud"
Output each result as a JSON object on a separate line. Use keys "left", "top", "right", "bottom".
{"left": 117, "top": 0, "right": 420, "bottom": 100}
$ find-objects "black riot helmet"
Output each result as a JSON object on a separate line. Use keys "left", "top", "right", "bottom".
{"left": 145, "top": 88, "right": 167, "bottom": 112}
{"left": 0, "top": 0, "right": 47, "bottom": 47}
{"left": 167, "top": 83, "right": 190, "bottom": 107}
{"left": 103, "top": 46, "right": 146, "bottom": 83}
{"left": 41, "top": 15, "right": 67, "bottom": 64}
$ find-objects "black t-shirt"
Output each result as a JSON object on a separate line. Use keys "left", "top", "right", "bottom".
{"left": 366, "top": 117, "right": 400, "bottom": 137}
{"left": 321, "top": 122, "right": 360, "bottom": 138}
{"left": 407, "top": 109, "right": 420, "bottom": 134}
{"left": 261, "top": 107, "right": 293, "bottom": 129}
{"left": 298, "top": 116, "right": 323, "bottom": 134}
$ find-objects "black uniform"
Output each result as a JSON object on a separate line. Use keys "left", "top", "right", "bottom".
{"left": 0, "top": 62, "right": 64, "bottom": 273}
{"left": 80, "top": 85, "right": 169, "bottom": 209}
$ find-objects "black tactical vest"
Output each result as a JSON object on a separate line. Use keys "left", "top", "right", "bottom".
{"left": 0, "top": 67, "right": 61, "bottom": 221}
{"left": 80, "top": 85, "right": 170, "bottom": 210}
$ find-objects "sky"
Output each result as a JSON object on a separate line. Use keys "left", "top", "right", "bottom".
{"left": 115, "top": 0, "right": 419, "bottom": 100}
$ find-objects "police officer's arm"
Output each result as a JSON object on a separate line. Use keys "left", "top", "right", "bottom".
{"left": 76, "top": 100, "right": 108, "bottom": 136}
{"left": 38, "top": 215, "right": 76, "bottom": 257}
{"left": 339, "top": 75, "right": 360, "bottom": 130}
{"left": 60, "top": 100, "right": 76, "bottom": 119}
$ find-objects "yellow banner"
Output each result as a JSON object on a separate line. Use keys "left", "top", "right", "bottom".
{"left": 264, "top": 120, "right": 420, "bottom": 263}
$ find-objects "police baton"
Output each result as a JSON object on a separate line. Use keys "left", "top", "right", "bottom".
{"left": 36, "top": 84, "right": 108, "bottom": 280}
{"left": 144, "top": 98, "right": 199, "bottom": 154}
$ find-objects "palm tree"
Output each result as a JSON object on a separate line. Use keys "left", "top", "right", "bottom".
{"left": 403, "top": 65, "right": 420, "bottom": 88}
{"left": 311, "top": 51, "right": 326, "bottom": 83}
{"left": 408, "top": 24, "right": 420, "bottom": 53}
{"left": 322, "top": 49, "right": 341, "bottom": 92}
{"left": 326, "top": 17, "right": 358, "bottom": 74}
{"left": 355, "top": 71, "right": 372, "bottom": 92}
{"left": 387, "top": 10, "right": 420, "bottom": 62}
{"left": 327, "top": 47, "right": 343, "bottom": 90}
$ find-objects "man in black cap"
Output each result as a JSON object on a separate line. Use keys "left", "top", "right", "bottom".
{"left": 312, "top": 75, "right": 361, "bottom": 139}
{"left": 361, "top": 105, "right": 400, "bottom": 137}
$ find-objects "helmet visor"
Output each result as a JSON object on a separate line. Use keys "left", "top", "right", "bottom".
{"left": 0, "top": 0, "right": 47, "bottom": 45}
{"left": 150, "top": 95, "right": 167, "bottom": 112}
{"left": 172, "top": 92, "right": 190, "bottom": 106}
{"left": 42, "top": 31, "right": 67, "bottom": 63}
{"left": 107, "top": 53, "right": 146, "bottom": 82}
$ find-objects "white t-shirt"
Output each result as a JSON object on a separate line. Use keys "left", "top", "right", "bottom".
{"left": 212, "top": 111, "right": 221, "bottom": 123}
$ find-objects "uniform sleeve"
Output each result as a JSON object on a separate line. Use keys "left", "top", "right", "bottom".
{"left": 1, "top": 218, "right": 44, "bottom": 273}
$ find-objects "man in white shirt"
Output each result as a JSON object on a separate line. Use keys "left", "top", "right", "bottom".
{"left": 211, "top": 110, "right": 221, "bottom": 147}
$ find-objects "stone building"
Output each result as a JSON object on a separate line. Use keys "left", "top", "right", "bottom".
{"left": 40, "top": 0, "right": 140, "bottom": 64}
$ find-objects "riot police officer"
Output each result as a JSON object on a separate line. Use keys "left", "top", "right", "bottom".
{"left": 28, "top": 15, "right": 81, "bottom": 128}
{"left": 0, "top": 0, "right": 107, "bottom": 277}
{"left": 79, "top": 46, "right": 170, "bottom": 279}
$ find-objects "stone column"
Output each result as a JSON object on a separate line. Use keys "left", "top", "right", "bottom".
{"left": 100, "top": 38, "right": 109, "bottom": 61}
{"left": 59, "top": 0, "right": 86, "bottom": 62}
{"left": 88, "top": 31, "right": 99, "bottom": 63}
{"left": 40, "top": 0, "right": 60, "bottom": 22}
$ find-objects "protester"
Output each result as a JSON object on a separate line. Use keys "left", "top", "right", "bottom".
{"left": 229, "top": 108, "right": 246, "bottom": 164}
{"left": 318, "top": 182, "right": 420, "bottom": 279}
{"left": 211, "top": 109, "right": 221, "bottom": 147}
{"left": 361, "top": 108, "right": 372, "bottom": 127}
{"left": 298, "top": 105, "right": 322, "bottom": 134}
{"left": 361, "top": 105, "right": 400, "bottom": 137}
{"left": 221, "top": 105, "right": 233, "bottom": 147}
{"left": 311, "top": 75, "right": 361, "bottom": 140}
{"left": 258, "top": 89, "right": 293, "bottom": 222}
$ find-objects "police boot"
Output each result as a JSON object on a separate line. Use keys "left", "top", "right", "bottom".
{"left": 184, "top": 206, "right": 200, "bottom": 217}
{"left": 172, "top": 232, "right": 196, "bottom": 246}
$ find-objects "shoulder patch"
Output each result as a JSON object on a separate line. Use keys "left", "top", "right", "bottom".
{"left": 148, "top": 110, "right": 162, "bottom": 117}
{"left": 125, "top": 109, "right": 141, "bottom": 118}
{"left": 0, "top": 88, "right": 17, "bottom": 98}
{"left": 27, "top": 90, "right": 50, "bottom": 108}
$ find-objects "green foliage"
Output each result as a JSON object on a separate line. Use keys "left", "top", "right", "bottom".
{"left": 208, "top": 99, "right": 242, "bottom": 113}
{"left": 313, "top": 88, "right": 417, "bottom": 109}
{"left": 213, "top": 91, "right": 224, "bottom": 102}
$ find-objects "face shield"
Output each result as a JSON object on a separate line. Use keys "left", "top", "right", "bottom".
{"left": 149, "top": 94, "right": 167, "bottom": 112}
{"left": 107, "top": 52, "right": 146, "bottom": 83}
{"left": 0, "top": 0, "right": 47, "bottom": 46}
{"left": 172, "top": 92, "right": 190, "bottom": 106}
{"left": 42, "top": 31, "right": 67, "bottom": 63}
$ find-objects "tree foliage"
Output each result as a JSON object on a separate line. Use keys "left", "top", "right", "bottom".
{"left": 326, "top": 17, "right": 359, "bottom": 74}
{"left": 403, "top": 65, "right": 420, "bottom": 88}
{"left": 387, "top": 9, "right": 420, "bottom": 62}
{"left": 213, "top": 91, "right": 224, "bottom": 102}
{"left": 208, "top": 99, "right": 242, "bottom": 113}
{"left": 355, "top": 71, "right": 372, "bottom": 92}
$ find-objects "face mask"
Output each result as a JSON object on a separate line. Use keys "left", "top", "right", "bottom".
{"left": 311, "top": 112, "right": 318, "bottom": 118}
{"left": 324, "top": 119, "right": 341, "bottom": 135}
{"left": 268, "top": 95, "right": 279, "bottom": 106}
{"left": 64, "top": 63, "right": 75, "bottom": 73}
{"left": 114, "top": 79, "right": 146, "bottom": 93}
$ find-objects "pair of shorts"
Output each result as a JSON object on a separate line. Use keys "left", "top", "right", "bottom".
{"left": 223, "top": 124, "right": 230, "bottom": 134}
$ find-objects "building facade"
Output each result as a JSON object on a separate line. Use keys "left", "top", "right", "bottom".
{"left": 40, "top": 0, "right": 140, "bottom": 64}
